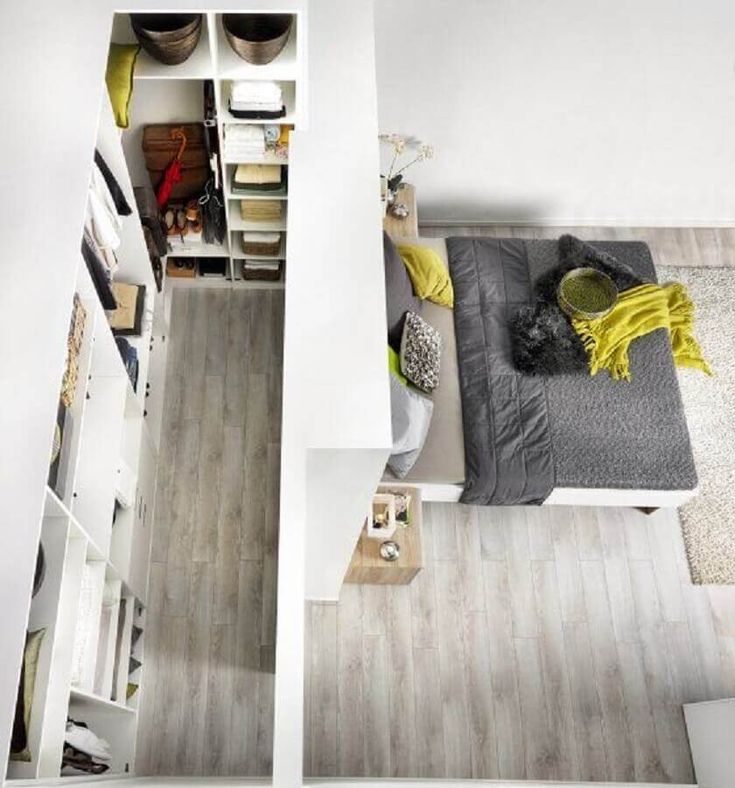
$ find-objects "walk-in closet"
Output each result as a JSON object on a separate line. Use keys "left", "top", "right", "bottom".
{"left": 5, "top": 9, "right": 301, "bottom": 781}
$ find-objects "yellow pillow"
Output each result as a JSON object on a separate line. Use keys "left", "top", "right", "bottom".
{"left": 397, "top": 244, "right": 454, "bottom": 308}
{"left": 106, "top": 44, "right": 140, "bottom": 129}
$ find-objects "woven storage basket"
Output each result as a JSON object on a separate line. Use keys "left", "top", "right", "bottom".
{"left": 557, "top": 267, "right": 618, "bottom": 320}
{"left": 242, "top": 234, "right": 281, "bottom": 256}
{"left": 222, "top": 14, "right": 293, "bottom": 64}
{"left": 131, "top": 14, "right": 202, "bottom": 65}
{"left": 243, "top": 265, "right": 281, "bottom": 282}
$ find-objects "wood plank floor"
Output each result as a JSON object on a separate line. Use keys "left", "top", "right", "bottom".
{"left": 305, "top": 504, "right": 735, "bottom": 783}
{"left": 303, "top": 225, "right": 735, "bottom": 782}
{"left": 136, "top": 288, "right": 282, "bottom": 777}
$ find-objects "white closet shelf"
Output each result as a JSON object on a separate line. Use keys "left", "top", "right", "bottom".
{"left": 223, "top": 151, "right": 290, "bottom": 166}
{"left": 69, "top": 687, "right": 136, "bottom": 715}
{"left": 167, "top": 241, "right": 229, "bottom": 258}
{"left": 225, "top": 184, "right": 288, "bottom": 200}
{"left": 215, "top": 15, "right": 298, "bottom": 82}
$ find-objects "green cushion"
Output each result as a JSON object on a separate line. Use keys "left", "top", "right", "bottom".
{"left": 106, "top": 44, "right": 140, "bottom": 129}
{"left": 388, "top": 346, "right": 407, "bottom": 385}
{"left": 397, "top": 243, "right": 454, "bottom": 308}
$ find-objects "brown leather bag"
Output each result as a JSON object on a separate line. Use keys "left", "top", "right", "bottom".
{"left": 142, "top": 124, "right": 209, "bottom": 201}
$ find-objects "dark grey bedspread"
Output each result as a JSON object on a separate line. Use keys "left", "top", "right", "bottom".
{"left": 447, "top": 238, "right": 555, "bottom": 504}
{"left": 447, "top": 237, "right": 698, "bottom": 504}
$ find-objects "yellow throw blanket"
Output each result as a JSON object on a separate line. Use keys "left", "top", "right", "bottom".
{"left": 572, "top": 282, "right": 712, "bottom": 382}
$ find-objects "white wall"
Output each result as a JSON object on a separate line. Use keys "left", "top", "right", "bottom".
{"left": 274, "top": 0, "right": 391, "bottom": 783}
{"left": 306, "top": 449, "right": 388, "bottom": 600}
{"left": 374, "top": 0, "right": 735, "bottom": 226}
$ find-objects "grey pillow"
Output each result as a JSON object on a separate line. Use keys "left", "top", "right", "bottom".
{"left": 384, "top": 231, "right": 420, "bottom": 350}
{"left": 400, "top": 311, "right": 442, "bottom": 392}
{"left": 387, "top": 374, "right": 434, "bottom": 478}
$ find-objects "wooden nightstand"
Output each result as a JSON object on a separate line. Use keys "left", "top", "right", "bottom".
{"left": 344, "top": 486, "right": 423, "bottom": 585}
{"left": 383, "top": 183, "right": 418, "bottom": 239}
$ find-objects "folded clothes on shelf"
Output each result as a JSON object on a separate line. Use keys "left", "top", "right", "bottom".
{"left": 65, "top": 719, "right": 111, "bottom": 761}
{"left": 229, "top": 80, "right": 282, "bottom": 109}
{"left": 224, "top": 124, "right": 266, "bottom": 159}
{"left": 240, "top": 199, "right": 283, "bottom": 222}
{"left": 232, "top": 164, "right": 283, "bottom": 192}
{"left": 61, "top": 745, "right": 110, "bottom": 776}
{"left": 228, "top": 81, "right": 285, "bottom": 119}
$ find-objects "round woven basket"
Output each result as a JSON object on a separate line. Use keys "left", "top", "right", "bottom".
{"left": 222, "top": 14, "right": 293, "bottom": 64}
{"left": 131, "top": 14, "right": 202, "bottom": 65}
{"left": 557, "top": 267, "right": 618, "bottom": 320}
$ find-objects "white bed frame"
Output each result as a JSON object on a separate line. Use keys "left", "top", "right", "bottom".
{"left": 415, "top": 482, "right": 698, "bottom": 508}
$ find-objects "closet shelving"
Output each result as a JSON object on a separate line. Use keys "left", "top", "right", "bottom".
{"left": 5, "top": 88, "right": 163, "bottom": 783}
{"left": 112, "top": 10, "right": 304, "bottom": 291}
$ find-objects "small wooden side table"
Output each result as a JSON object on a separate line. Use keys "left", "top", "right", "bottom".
{"left": 383, "top": 183, "right": 419, "bottom": 239}
{"left": 344, "top": 486, "right": 423, "bottom": 585}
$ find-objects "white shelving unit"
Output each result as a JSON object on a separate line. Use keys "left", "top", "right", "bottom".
{"left": 111, "top": 10, "right": 304, "bottom": 292}
{"left": 4, "top": 83, "right": 163, "bottom": 783}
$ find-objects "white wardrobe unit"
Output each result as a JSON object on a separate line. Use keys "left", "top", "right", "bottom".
{"left": 4, "top": 96, "right": 159, "bottom": 781}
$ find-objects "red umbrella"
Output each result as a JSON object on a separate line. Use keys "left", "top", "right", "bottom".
{"left": 156, "top": 127, "right": 187, "bottom": 208}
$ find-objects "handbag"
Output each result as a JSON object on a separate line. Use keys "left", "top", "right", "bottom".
{"left": 142, "top": 123, "right": 209, "bottom": 201}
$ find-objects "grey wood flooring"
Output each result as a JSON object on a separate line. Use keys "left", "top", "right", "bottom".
{"left": 136, "top": 288, "right": 283, "bottom": 776}
{"left": 304, "top": 225, "right": 735, "bottom": 783}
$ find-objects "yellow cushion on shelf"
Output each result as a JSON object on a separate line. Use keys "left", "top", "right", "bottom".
{"left": 105, "top": 44, "right": 140, "bottom": 129}
{"left": 397, "top": 243, "right": 454, "bottom": 308}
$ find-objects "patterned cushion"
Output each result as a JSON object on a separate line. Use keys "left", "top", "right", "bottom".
{"left": 400, "top": 311, "right": 442, "bottom": 392}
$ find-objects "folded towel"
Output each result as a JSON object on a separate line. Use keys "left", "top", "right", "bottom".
{"left": 234, "top": 164, "right": 282, "bottom": 185}
{"left": 231, "top": 80, "right": 282, "bottom": 103}
{"left": 244, "top": 260, "right": 281, "bottom": 270}
{"left": 572, "top": 282, "right": 712, "bottom": 382}
{"left": 226, "top": 124, "right": 265, "bottom": 143}
{"left": 242, "top": 231, "right": 281, "bottom": 243}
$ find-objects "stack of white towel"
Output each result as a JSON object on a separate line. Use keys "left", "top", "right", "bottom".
{"left": 224, "top": 124, "right": 265, "bottom": 161}
{"left": 229, "top": 81, "right": 283, "bottom": 114}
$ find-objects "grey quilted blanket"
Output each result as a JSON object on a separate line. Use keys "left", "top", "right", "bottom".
{"left": 447, "top": 237, "right": 555, "bottom": 504}
{"left": 446, "top": 237, "right": 698, "bottom": 504}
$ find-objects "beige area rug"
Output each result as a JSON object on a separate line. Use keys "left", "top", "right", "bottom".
{"left": 658, "top": 266, "right": 735, "bottom": 584}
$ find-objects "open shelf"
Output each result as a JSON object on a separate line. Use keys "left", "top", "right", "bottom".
{"left": 110, "top": 13, "right": 214, "bottom": 81}
{"left": 227, "top": 200, "right": 287, "bottom": 232}
{"left": 215, "top": 14, "right": 299, "bottom": 81}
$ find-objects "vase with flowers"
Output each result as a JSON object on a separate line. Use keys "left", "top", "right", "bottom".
{"left": 379, "top": 133, "right": 434, "bottom": 215}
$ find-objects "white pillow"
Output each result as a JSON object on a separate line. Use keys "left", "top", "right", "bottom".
{"left": 387, "top": 375, "right": 433, "bottom": 478}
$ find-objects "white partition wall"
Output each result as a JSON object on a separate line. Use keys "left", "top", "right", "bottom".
{"left": 273, "top": 0, "right": 392, "bottom": 783}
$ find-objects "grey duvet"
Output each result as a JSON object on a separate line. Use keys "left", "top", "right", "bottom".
{"left": 446, "top": 237, "right": 697, "bottom": 505}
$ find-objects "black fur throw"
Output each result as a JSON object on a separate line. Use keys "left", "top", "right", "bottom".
{"left": 509, "top": 235, "right": 647, "bottom": 376}
{"left": 510, "top": 302, "right": 588, "bottom": 375}
{"left": 534, "top": 234, "right": 644, "bottom": 303}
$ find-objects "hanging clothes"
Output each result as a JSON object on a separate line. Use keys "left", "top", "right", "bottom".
{"left": 94, "top": 150, "right": 132, "bottom": 216}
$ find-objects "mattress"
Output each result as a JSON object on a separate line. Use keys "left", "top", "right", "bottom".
{"left": 391, "top": 237, "right": 698, "bottom": 496}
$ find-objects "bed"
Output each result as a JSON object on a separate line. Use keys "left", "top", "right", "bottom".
{"left": 385, "top": 235, "right": 699, "bottom": 508}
